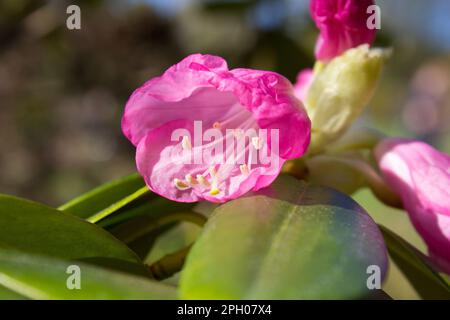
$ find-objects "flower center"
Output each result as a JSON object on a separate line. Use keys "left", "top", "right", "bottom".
{"left": 172, "top": 102, "right": 261, "bottom": 197}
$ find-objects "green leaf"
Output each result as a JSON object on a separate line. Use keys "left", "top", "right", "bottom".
{"left": 99, "top": 196, "right": 196, "bottom": 229}
{"left": 180, "top": 175, "right": 388, "bottom": 299}
{"left": 0, "top": 284, "right": 27, "bottom": 300}
{"left": 109, "top": 208, "right": 202, "bottom": 260}
{"left": 76, "top": 257, "right": 152, "bottom": 278}
{"left": 111, "top": 211, "right": 205, "bottom": 245}
{"left": 0, "top": 249, "right": 177, "bottom": 300}
{"left": 144, "top": 222, "right": 202, "bottom": 286}
{"left": 145, "top": 222, "right": 202, "bottom": 265}
{"left": 85, "top": 186, "right": 150, "bottom": 223}
{"left": 379, "top": 225, "right": 450, "bottom": 299}
{"left": 115, "top": 224, "right": 173, "bottom": 260}
{"left": 0, "top": 194, "right": 139, "bottom": 263}
{"left": 88, "top": 197, "right": 197, "bottom": 261}
{"left": 58, "top": 173, "right": 150, "bottom": 219}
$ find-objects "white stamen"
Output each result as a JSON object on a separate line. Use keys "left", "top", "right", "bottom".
{"left": 174, "top": 178, "right": 190, "bottom": 190}
{"left": 208, "top": 166, "right": 217, "bottom": 178}
{"left": 196, "top": 174, "right": 211, "bottom": 188}
{"left": 181, "top": 135, "right": 192, "bottom": 150}
{"left": 206, "top": 166, "right": 221, "bottom": 195}
{"left": 239, "top": 164, "right": 249, "bottom": 175}
{"left": 251, "top": 137, "right": 263, "bottom": 150}
{"left": 234, "top": 129, "right": 243, "bottom": 139}
{"left": 247, "top": 145, "right": 253, "bottom": 171}
{"left": 185, "top": 174, "right": 198, "bottom": 186}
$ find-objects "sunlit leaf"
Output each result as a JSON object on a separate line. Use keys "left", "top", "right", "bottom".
{"left": 101, "top": 196, "right": 195, "bottom": 229}
{"left": 0, "top": 194, "right": 139, "bottom": 263}
{"left": 0, "top": 249, "right": 176, "bottom": 300}
{"left": 58, "top": 173, "right": 150, "bottom": 219}
{"left": 180, "top": 175, "right": 388, "bottom": 299}
{"left": 0, "top": 284, "right": 27, "bottom": 300}
{"left": 110, "top": 209, "right": 202, "bottom": 260}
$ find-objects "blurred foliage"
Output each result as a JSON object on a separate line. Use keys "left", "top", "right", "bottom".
{"left": 0, "top": 0, "right": 449, "bottom": 299}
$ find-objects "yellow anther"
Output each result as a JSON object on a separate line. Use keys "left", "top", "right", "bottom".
{"left": 213, "top": 121, "right": 221, "bottom": 129}
{"left": 181, "top": 135, "right": 192, "bottom": 150}
{"left": 174, "top": 178, "right": 190, "bottom": 191}
{"left": 207, "top": 167, "right": 221, "bottom": 195}
{"left": 209, "top": 186, "right": 220, "bottom": 196}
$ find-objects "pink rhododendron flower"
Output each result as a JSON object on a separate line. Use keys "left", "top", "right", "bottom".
{"left": 375, "top": 138, "right": 450, "bottom": 273}
{"left": 293, "top": 69, "right": 314, "bottom": 103}
{"left": 122, "top": 54, "right": 311, "bottom": 203}
{"left": 310, "top": 0, "right": 376, "bottom": 61}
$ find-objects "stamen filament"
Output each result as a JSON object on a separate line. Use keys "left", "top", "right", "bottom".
{"left": 240, "top": 164, "right": 249, "bottom": 175}
{"left": 181, "top": 135, "right": 192, "bottom": 150}
{"left": 197, "top": 174, "right": 211, "bottom": 188}
{"left": 252, "top": 137, "right": 263, "bottom": 150}
{"left": 209, "top": 166, "right": 217, "bottom": 178}
{"left": 248, "top": 146, "right": 253, "bottom": 171}
{"left": 185, "top": 174, "right": 198, "bottom": 186}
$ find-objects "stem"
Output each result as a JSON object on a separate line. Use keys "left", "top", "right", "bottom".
{"left": 324, "top": 127, "right": 386, "bottom": 155}
{"left": 86, "top": 186, "right": 150, "bottom": 223}
{"left": 148, "top": 245, "right": 192, "bottom": 280}
{"left": 320, "top": 155, "right": 403, "bottom": 209}
{"left": 121, "top": 211, "right": 207, "bottom": 244}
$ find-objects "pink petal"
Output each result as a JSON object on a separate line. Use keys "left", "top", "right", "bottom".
{"left": 375, "top": 138, "right": 450, "bottom": 273}
{"left": 122, "top": 54, "right": 230, "bottom": 147}
{"left": 136, "top": 119, "right": 202, "bottom": 203}
{"left": 310, "top": 0, "right": 376, "bottom": 61}
{"left": 229, "top": 68, "right": 311, "bottom": 159}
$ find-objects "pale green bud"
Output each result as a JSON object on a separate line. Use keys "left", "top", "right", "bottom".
{"left": 305, "top": 44, "right": 390, "bottom": 154}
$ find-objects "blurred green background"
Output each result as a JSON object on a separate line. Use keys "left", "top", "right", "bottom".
{"left": 1, "top": 0, "right": 449, "bottom": 299}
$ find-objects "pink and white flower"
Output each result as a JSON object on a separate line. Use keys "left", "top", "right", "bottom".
{"left": 122, "top": 54, "right": 311, "bottom": 203}
{"left": 375, "top": 138, "right": 450, "bottom": 273}
{"left": 310, "top": 0, "right": 377, "bottom": 61}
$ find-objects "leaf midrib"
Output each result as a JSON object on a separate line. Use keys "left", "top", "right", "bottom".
{"left": 245, "top": 185, "right": 309, "bottom": 298}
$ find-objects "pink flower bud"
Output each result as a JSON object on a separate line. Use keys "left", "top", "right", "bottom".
{"left": 375, "top": 138, "right": 450, "bottom": 273}
{"left": 310, "top": 0, "right": 377, "bottom": 61}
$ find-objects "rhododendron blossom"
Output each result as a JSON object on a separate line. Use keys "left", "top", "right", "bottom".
{"left": 122, "top": 54, "right": 311, "bottom": 203}
{"left": 310, "top": 0, "right": 376, "bottom": 61}
{"left": 375, "top": 138, "right": 450, "bottom": 273}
